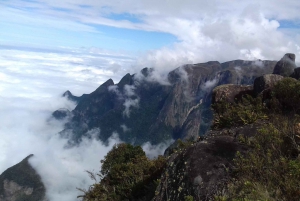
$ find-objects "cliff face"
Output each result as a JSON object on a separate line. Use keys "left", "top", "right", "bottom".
{"left": 61, "top": 60, "right": 276, "bottom": 145}
{"left": 0, "top": 155, "right": 46, "bottom": 201}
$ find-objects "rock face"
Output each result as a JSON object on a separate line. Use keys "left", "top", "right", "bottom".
{"left": 212, "top": 84, "right": 253, "bottom": 104}
{"left": 63, "top": 90, "right": 88, "bottom": 104}
{"left": 0, "top": 155, "right": 46, "bottom": 201}
{"left": 290, "top": 67, "right": 300, "bottom": 80}
{"left": 52, "top": 108, "right": 71, "bottom": 120}
{"left": 273, "top": 53, "right": 296, "bottom": 77}
{"left": 152, "top": 123, "right": 267, "bottom": 201}
{"left": 253, "top": 74, "right": 284, "bottom": 96}
{"left": 60, "top": 60, "right": 276, "bottom": 145}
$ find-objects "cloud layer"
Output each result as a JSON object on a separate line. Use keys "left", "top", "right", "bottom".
{"left": 2, "top": 0, "right": 300, "bottom": 72}
{"left": 0, "top": 47, "right": 170, "bottom": 201}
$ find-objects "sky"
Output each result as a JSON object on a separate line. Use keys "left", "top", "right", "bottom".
{"left": 0, "top": 0, "right": 300, "bottom": 200}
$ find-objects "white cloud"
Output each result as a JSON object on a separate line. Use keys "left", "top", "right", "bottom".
{"left": 0, "top": 47, "right": 127, "bottom": 201}
{"left": 142, "top": 140, "right": 174, "bottom": 159}
{"left": 201, "top": 78, "right": 218, "bottom": 91}
{"left": 120, "top": 124, "right": 130, "bottom": 132}
{"left": 123, "top": 98, "right": 139, "bottom": 118}
{"left": 2, "top": 0, "right": 300, "bottom": 71}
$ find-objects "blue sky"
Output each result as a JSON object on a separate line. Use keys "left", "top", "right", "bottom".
{"left": 1, "top": 0, "right": 300, "bottom": 68}
{"left": 0, "top": 2, "right": 177, "bottom": 52}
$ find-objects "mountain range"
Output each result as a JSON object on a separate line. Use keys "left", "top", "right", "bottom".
{"left": 1, "top": 53, "right": 299, "bottom": 201}
{"left": 59, "top": 59, "right": 277, "bottom": 145}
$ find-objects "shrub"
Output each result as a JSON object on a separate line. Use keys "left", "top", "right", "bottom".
{"left": 218, "top": 115, "right": 300, "bottom": 201}
{"left": 79, "top": 143, "right": 166, "bottom": 201}
{"left": 271, "top": 77, "right": 300, "bottom": 114}
{"left": 212, "top": 95, "right": 267, "bottom": 129}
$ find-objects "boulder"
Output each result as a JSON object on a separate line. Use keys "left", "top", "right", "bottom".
{"left": 52, "top": 108, "right": 71, "bottom": 120}
{"left": 253, "top": 74, "right": 284, "bottom": 96}
{"left": 290, "top": 67, "right": 300, "bottom": 80}
{"left": 273, "top": 53, "right": 296, "bottom": 77}
{"left": 212, "top": 84, "right": 253, "bottom": 104}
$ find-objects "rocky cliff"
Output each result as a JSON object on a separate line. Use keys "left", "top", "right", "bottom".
{"left": 0, "top": 155, "right": 46, "bottom": 201}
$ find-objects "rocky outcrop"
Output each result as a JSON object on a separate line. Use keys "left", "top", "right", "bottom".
{"left": 290, "top": 67, "right": 300, "bottom": 80}
{"left": 152, "top": 121, "right": 268, "bottom": 201}
{"left": 52, "top": 108, "right": 71, "bottom": 120}
{"left": 63, "top": 90, "right": 88, "bottom": 104}
{"left": 0, "top": 155, "right": 46, "bottom": 201}
{"left": 273, "top": 53, "right": 296, "bottom": 77}
{"left": 253, "top": 74, "right": 284, "bottom": 96}
{"left": 212, "top": 84, "right": 253, "bottom": 104}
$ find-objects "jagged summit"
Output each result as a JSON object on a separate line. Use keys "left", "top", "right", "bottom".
{"left": 273, "top": 53, "right": 296, "bottom": 76}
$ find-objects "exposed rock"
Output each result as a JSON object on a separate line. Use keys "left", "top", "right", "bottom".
{"left": 153, "top": 136, "right": 247, "bottom": 201}
{"left": 290, "top": 67, "right": 300, "bottom": 80}
{"left": 52, "top": 108, "right": 71, "bottom": 120}
{"left": 0, "top": 155, "right": 46, "bottom": 201}
{"left": 253, "top": 74, "right": 284, "bottom": 96}
{"left": 117, "top": 73, "right": 133, "bottom": 88}
{"left": 273, "top": 53, "right": 296, "bottom": 77}
{"left": 212, "top": 84, "right": 253, "bottom": 104}
{"left": 63, "top": 90, "right": 88, "bottom": 104}
{"left": 153, "top": 120, "right": 266, "bottom": 201}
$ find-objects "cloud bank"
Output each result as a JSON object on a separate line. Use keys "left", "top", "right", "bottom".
{"left": 0, "top": 46, "right": 171, "bottom": 201}
{"left": 2, "top": 0, "right": 300, "bottom": 72}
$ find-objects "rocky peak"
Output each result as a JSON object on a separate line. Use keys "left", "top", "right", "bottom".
{"left": 117, "top": 73, "right": 133, "bottom": 88}
{"left": 0, "top": 155, "right": 46, "bottom": 201}
{"left": 140, "top": 67, "right": 154, "bottom": 77}
{"left": 273, "top": 53, "right": 296, "bottom": 77}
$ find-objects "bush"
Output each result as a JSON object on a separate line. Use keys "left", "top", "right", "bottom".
{"left": 218, "top": 115, "right": 300, "bottom": 201}
{"left": 271, "top": 77, "right": 300, "bottom": 114}
{"left": 79, "top": 143, "right": 166, "bottom": 201}
{"left": 212, "top": 95, "right": 267, "bottom": 129}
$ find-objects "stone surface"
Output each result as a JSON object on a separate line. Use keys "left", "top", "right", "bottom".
{"left": 290, "top": 67, "right": 300, "bottom": 80}
{"left": 273, "top": 53, "right": 296, "bottom": 77}
{"left": 0, "top": 155, "right": 46, "bottom": 201}
{"left": 52, "top": 108, "right": 71, "bottom": 120}
{"left": 212, "top": 84, "right": 253, "bottom": 104}
{"left": 253, "top": 74, "right": 284, "bottom": 96}
{"left": 62, "top": 90, "right": 88, "bottom": 104}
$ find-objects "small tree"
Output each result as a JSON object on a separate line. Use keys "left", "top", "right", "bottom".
{"left": 80, "top": 143, "right": 166, "bottom": 201}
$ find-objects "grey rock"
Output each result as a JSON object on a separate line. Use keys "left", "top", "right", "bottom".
{"left": 290, "top": 67, "right": 300, "bottom": 80}
{"left": 273, "top": 53, "right": 296, "bottom": 77}
{"left": 253, "top": 74, "right": 284, "bottom": 96}
{"left": 212, "top": 84, "right": 253, "bottom": 104}
{"left": 52, "top": 108, "right": 71, "bottom": 120}
{"left": 0, "top": 155, "right": 46, "bottom": 201}
{"left": 62, "top": 90, "right": 88, "bottom": 104}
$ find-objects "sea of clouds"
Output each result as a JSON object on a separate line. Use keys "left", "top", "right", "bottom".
{"left": 0, "top": 47, "right": 171, "bottom": 201}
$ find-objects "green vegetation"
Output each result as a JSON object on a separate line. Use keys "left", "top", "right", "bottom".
{"left": 79, "top": 143, "right": 166, "bottom": 201}
{"left": 214, "top": 78, "right": 300, "bottom": 201}
{"left": 216, "top": 116, "right": 300, "bottom": 201}
{"left": 271, "top": 77, "right": 300, "bottom": 113}
{"left": 212, "top": 95, "right": 267, "bottom": 129}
